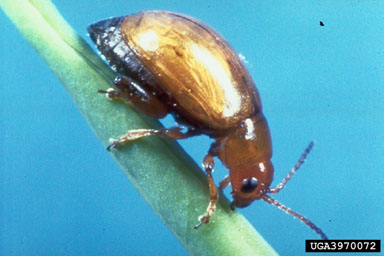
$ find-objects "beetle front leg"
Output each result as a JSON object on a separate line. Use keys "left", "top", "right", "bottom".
{"left": 107, "top": 127, "right": 199, "bottom": 151}
{"left": 219, "top": 175, "right": 230, "bottom": 190}
{"left": 194, "top": 153, "right": 218, "bottom": 229}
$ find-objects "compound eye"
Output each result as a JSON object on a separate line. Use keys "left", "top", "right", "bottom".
{"left": 241, "top": 177, "right": 258, "bottom": 193}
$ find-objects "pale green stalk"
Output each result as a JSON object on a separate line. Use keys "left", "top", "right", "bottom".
{"left": 0, "top": 0, "right": 277, "bottom": 255}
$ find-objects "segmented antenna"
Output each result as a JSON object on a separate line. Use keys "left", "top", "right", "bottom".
{"left": 262, "top": 141, "right": 327, "bottom": 240}
{"left": 262, "top": 194, "right": 328, "bottom": 240}
{"left": 269, "top": 141, "right": 314, "bottom": 194}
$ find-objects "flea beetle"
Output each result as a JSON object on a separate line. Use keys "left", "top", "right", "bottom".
{"left": 88, "top": 10, "right": 327, "bottom": 240}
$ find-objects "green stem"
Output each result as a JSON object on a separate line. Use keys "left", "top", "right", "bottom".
{"left": 1, "top": 0, "right": 277, "bottom": 255}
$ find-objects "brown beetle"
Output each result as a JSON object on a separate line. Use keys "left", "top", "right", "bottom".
{"left": 88, "top": 10, "right": 327, "bottom": 239}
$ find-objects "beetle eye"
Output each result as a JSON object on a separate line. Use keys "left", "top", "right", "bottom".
{"left": 241, "top": 177, "right": 258, "bottom": 193}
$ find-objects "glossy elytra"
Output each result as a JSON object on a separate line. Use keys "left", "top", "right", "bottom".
{"left": 88, "top": 10, "right": 327, "bottom": 240}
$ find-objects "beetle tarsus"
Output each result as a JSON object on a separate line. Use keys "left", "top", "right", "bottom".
{"left": 194, "top": 203, "right": 216, "bottom": 229}
{"left": 106, "top": 138, "right": 120, "bottom": 151}
{"left": 98, "top": 88, "right": 119, "bottom": 99}
{"left": 97, "top": 89, "right": 108, "bottom": 94}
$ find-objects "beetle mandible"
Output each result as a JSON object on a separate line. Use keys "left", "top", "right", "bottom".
{"left": 88, "top": 10, "right": 327, "bottom": 240}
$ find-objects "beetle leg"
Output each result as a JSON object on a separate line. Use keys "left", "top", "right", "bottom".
{"left": 107, "top": 127, "right": 199, "bottom": 151}
{"left": 194, "top": 152, "right": 218, "bottom": 229}
{"left": 219, "top": 175, "right": 230, "bottom": 190}
{"left": 98, "top": 88, "right": 121, "bottom": 99}
{"left": 112, "top": 75, "right": 169, "bottom": 118}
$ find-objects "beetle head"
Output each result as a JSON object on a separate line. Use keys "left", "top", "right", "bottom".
{"left": 229, "top": 160, "right": 273, "bottom": 208}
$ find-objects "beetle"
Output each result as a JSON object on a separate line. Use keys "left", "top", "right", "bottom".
{"left": 88, "top": 10, "right": 327, "bottom": 240}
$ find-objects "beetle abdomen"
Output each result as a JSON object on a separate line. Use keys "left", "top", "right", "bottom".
{"left": 88, "top": 16, "right": 166, "bottom": 98}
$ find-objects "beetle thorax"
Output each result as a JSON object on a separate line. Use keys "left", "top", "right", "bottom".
{"left": 214, "top": 113, "right": 274, "bottom": 207}
{"left": 216, "top": 113, "right": 273, "bottom": 168}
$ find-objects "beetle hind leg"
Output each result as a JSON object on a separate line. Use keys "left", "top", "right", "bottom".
{"left": 107, "top": 127, "right": 199, "bottom": 151}
{"left": 98, "top": 88, "right": 121, "bottom": 99}
{"left": 100, "top": 74, "right": 169, "bottom": 118}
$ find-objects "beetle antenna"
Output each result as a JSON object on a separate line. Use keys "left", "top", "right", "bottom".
{"left": 269, "top": 141, "right": 314, "bottom": 194}
{"left": 262, "top": 194, "right": 328, "bottom": 240}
